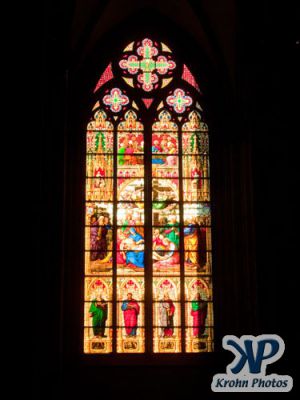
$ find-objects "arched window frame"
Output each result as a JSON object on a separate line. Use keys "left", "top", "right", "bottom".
{"left": 82, "top": 37, "right": 214, "bottom": 358}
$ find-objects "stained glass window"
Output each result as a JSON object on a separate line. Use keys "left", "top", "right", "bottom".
{"left": 84, "top": 39, "right": 213, "bottom": 355}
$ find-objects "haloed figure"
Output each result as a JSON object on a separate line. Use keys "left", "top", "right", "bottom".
{"left": 159, "top": 293, "right": 175, "bottom": 337}
{"left": 191, "top": 293, "right": 207, "bottom": 337}
{"left": 121, "top": 292, "right": 140, "bottom": 337}
{"left": 90, "top": 214, "right": 100, "bottom": 261}
{"left": 89, "top": 296, "right": 108, "bottom": 337}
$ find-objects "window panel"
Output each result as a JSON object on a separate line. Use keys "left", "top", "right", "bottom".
{"left": 153, "top": 252, "right": 180, "bottom": 275}
{"left": 85, "top": 252, "right": 113, "bottom": 275}
{"left": 152, "top": 203, "right": 180, "bottom": 225}
{"left": 86, "top": 154, "right": 114, "bottom": 177}
{"left": 184, "top": 251, "right": 212, "bottom": 275}
{"left": 153, "top": 301, "right": 181, "bottom": 327}
{"left": 84, "top": 301, "right": 113, "bottom": 327}
{"left": 184, "top": 277, "right": 213, "bottom": 301}
{"left": 152, "top": 225, "right": 180, "bottom": 248}
{"left": 152, "top": 277, "right": 181, "bottom": 301}
{"left": 84, "top": 327, "right": 113, "bottom": 353}
{"left": 84, "top": 42, "right": 214, "bottom": 355}
{"left": 84, "top": 226, "right": 113, "bottom": 250}
{"left": 152, "top": 132, "right": 178, "bottom": 154}
{"left": 85, "top": 202, "right": 114, "bottom": 225}
{"left": 85, "top": 277, "right": 113, "bottom": 300}
{"left": 182, "top": 131, "right": 209, "bottom": 154}
{"left": 117, "top": 155, "right": 144, "bottom": 174}
{"left": 116, "top": 277, "right": 145, "bottom": 353}
{"left": 152, "top": 155, "right": 179, "bottom": 177}
{"left": 118, "top": 132, "right": 144, "bottom": 153}
{"left": 182, "top": 155, "right": 210, "bottom": 178}
{"left": 87, "top": 130, "right": 114, "bottom": 154}
{"left": 183, "top": 203, "right": 211, "bottom": 225}
{"left": 185, "top": 328, "right": 213, "bottom": 353}
{"left": 116, "top": 225, "right": 145, "bottom": 274}
{"left": 153, "top": 328, "right": 182, "bottom": 353}
{"left": 117, "top": 203, "right": 145, "bottom": 225}
{"left": 86, "top": 178, "right": 114, "bottom": 201}
{"left": 117, "top": 328, "right": 145, "bottom": 353}
{"left": 117, "top": 302, "right": 145, "bottom": 328}
{"left": 184, "top": 301, "right": 214, "bottom": 328}
{"left": 182, "top": 178, "right": 210, "bottom": 202}
{"left": 152, "top": 178, "right": 179, "bottom": 201}
{"left": 117, "top": 178, "right": 144, "bottom": 201}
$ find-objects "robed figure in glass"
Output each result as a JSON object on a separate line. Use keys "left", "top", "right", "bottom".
{"left": 121, "top": 292, "right": 140, "bottom": 336}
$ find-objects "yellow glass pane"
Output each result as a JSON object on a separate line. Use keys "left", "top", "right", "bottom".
{"left": 184, "top": 251, "right": 212, "bottom": 275}
{"left": 84, "top": 327, "right": 113, "bottom": 353}
{"left": 84, "top": 277, "right": 113, "bottom": 301}
{"left": 84, "top": 301, "right": 113, "bottom": 327}
{"left": 86, "top": 154, "right": 114, "bottom": 177}
{"left": 117, "top": 327, "right": 145, "bottom": 353}
{"left": 153, "top": 328, "right": 181, "bottom": 353}
{"left": 182, "top": 178, "right": 210, "bottom": 202}
{"left": 185, "top": 328, "right": 214, "bottom": 353}
{"left": 117, "top": 203, "right": 144, "bottom": 226}
{"left": 152, "top": 277, "right": 180, "bottom": 301}
{"left": 184, "top": 277, "right": 213, "bottom": 301}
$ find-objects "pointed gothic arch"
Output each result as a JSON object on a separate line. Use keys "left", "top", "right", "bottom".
{"left": 83, "top": 38, "right": 214, "bottom": 354}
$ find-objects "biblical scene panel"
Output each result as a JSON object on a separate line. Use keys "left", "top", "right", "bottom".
{"left": 84, "top": 226, "right": 113, "bottom": 251}
{"left": 85, "top": 207, "right": 113, "bottom": 274}
{"left": 117, "top": 132, "right": 144, "bottom": 154}
{"left": 152, "top": 226, "right": 180, "bottom": 249}
{"left": 116, "top": 277, "right": 145, "bottom": 353}
{"left": 152, "top": 252, "right": 180, "bottom": 275}
{"left": 87, "top": 130, "right": 113, "bottom": 153}
{"left": 85, "top": 202, "right": 114, "bottom": 225}
{"left": 152, "top": 155, "right": 179, "bottom": 178}
{"left": 85, "top": 251, "right": 112, "bottom": 275}
{"left": 152, "top": 132, "right": 178, "bottom": 154}
{"left": 152, "top": 202, "right": 179, "bottom": 225}
{"left": 183, "top": 225, "right": 211, "bottom": 274}
{"left": 117, "top": 178, "right": 144, "bottom": 201}
{"left": 117, "top": 202, "right": 144, "bottom": 225}
{"left": 184, "top": 251, "right": 212, "bottom": 275}
{"left": 152, "top": 179, "right": 179, "bottom": 201}
{"left": 86, "top": 178, "right": 113, "bottom": 201}
{"left": 117, "top": 155, "right": 144, "bottom": 174}
{"left": 117, "top": 226, "right": 145, "bottom": 274}
{"left": 152, "top": 224, "right": 180, "bottom": 275}
{"left": 86, "top": 154, "right": 114, "bottom": 177}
